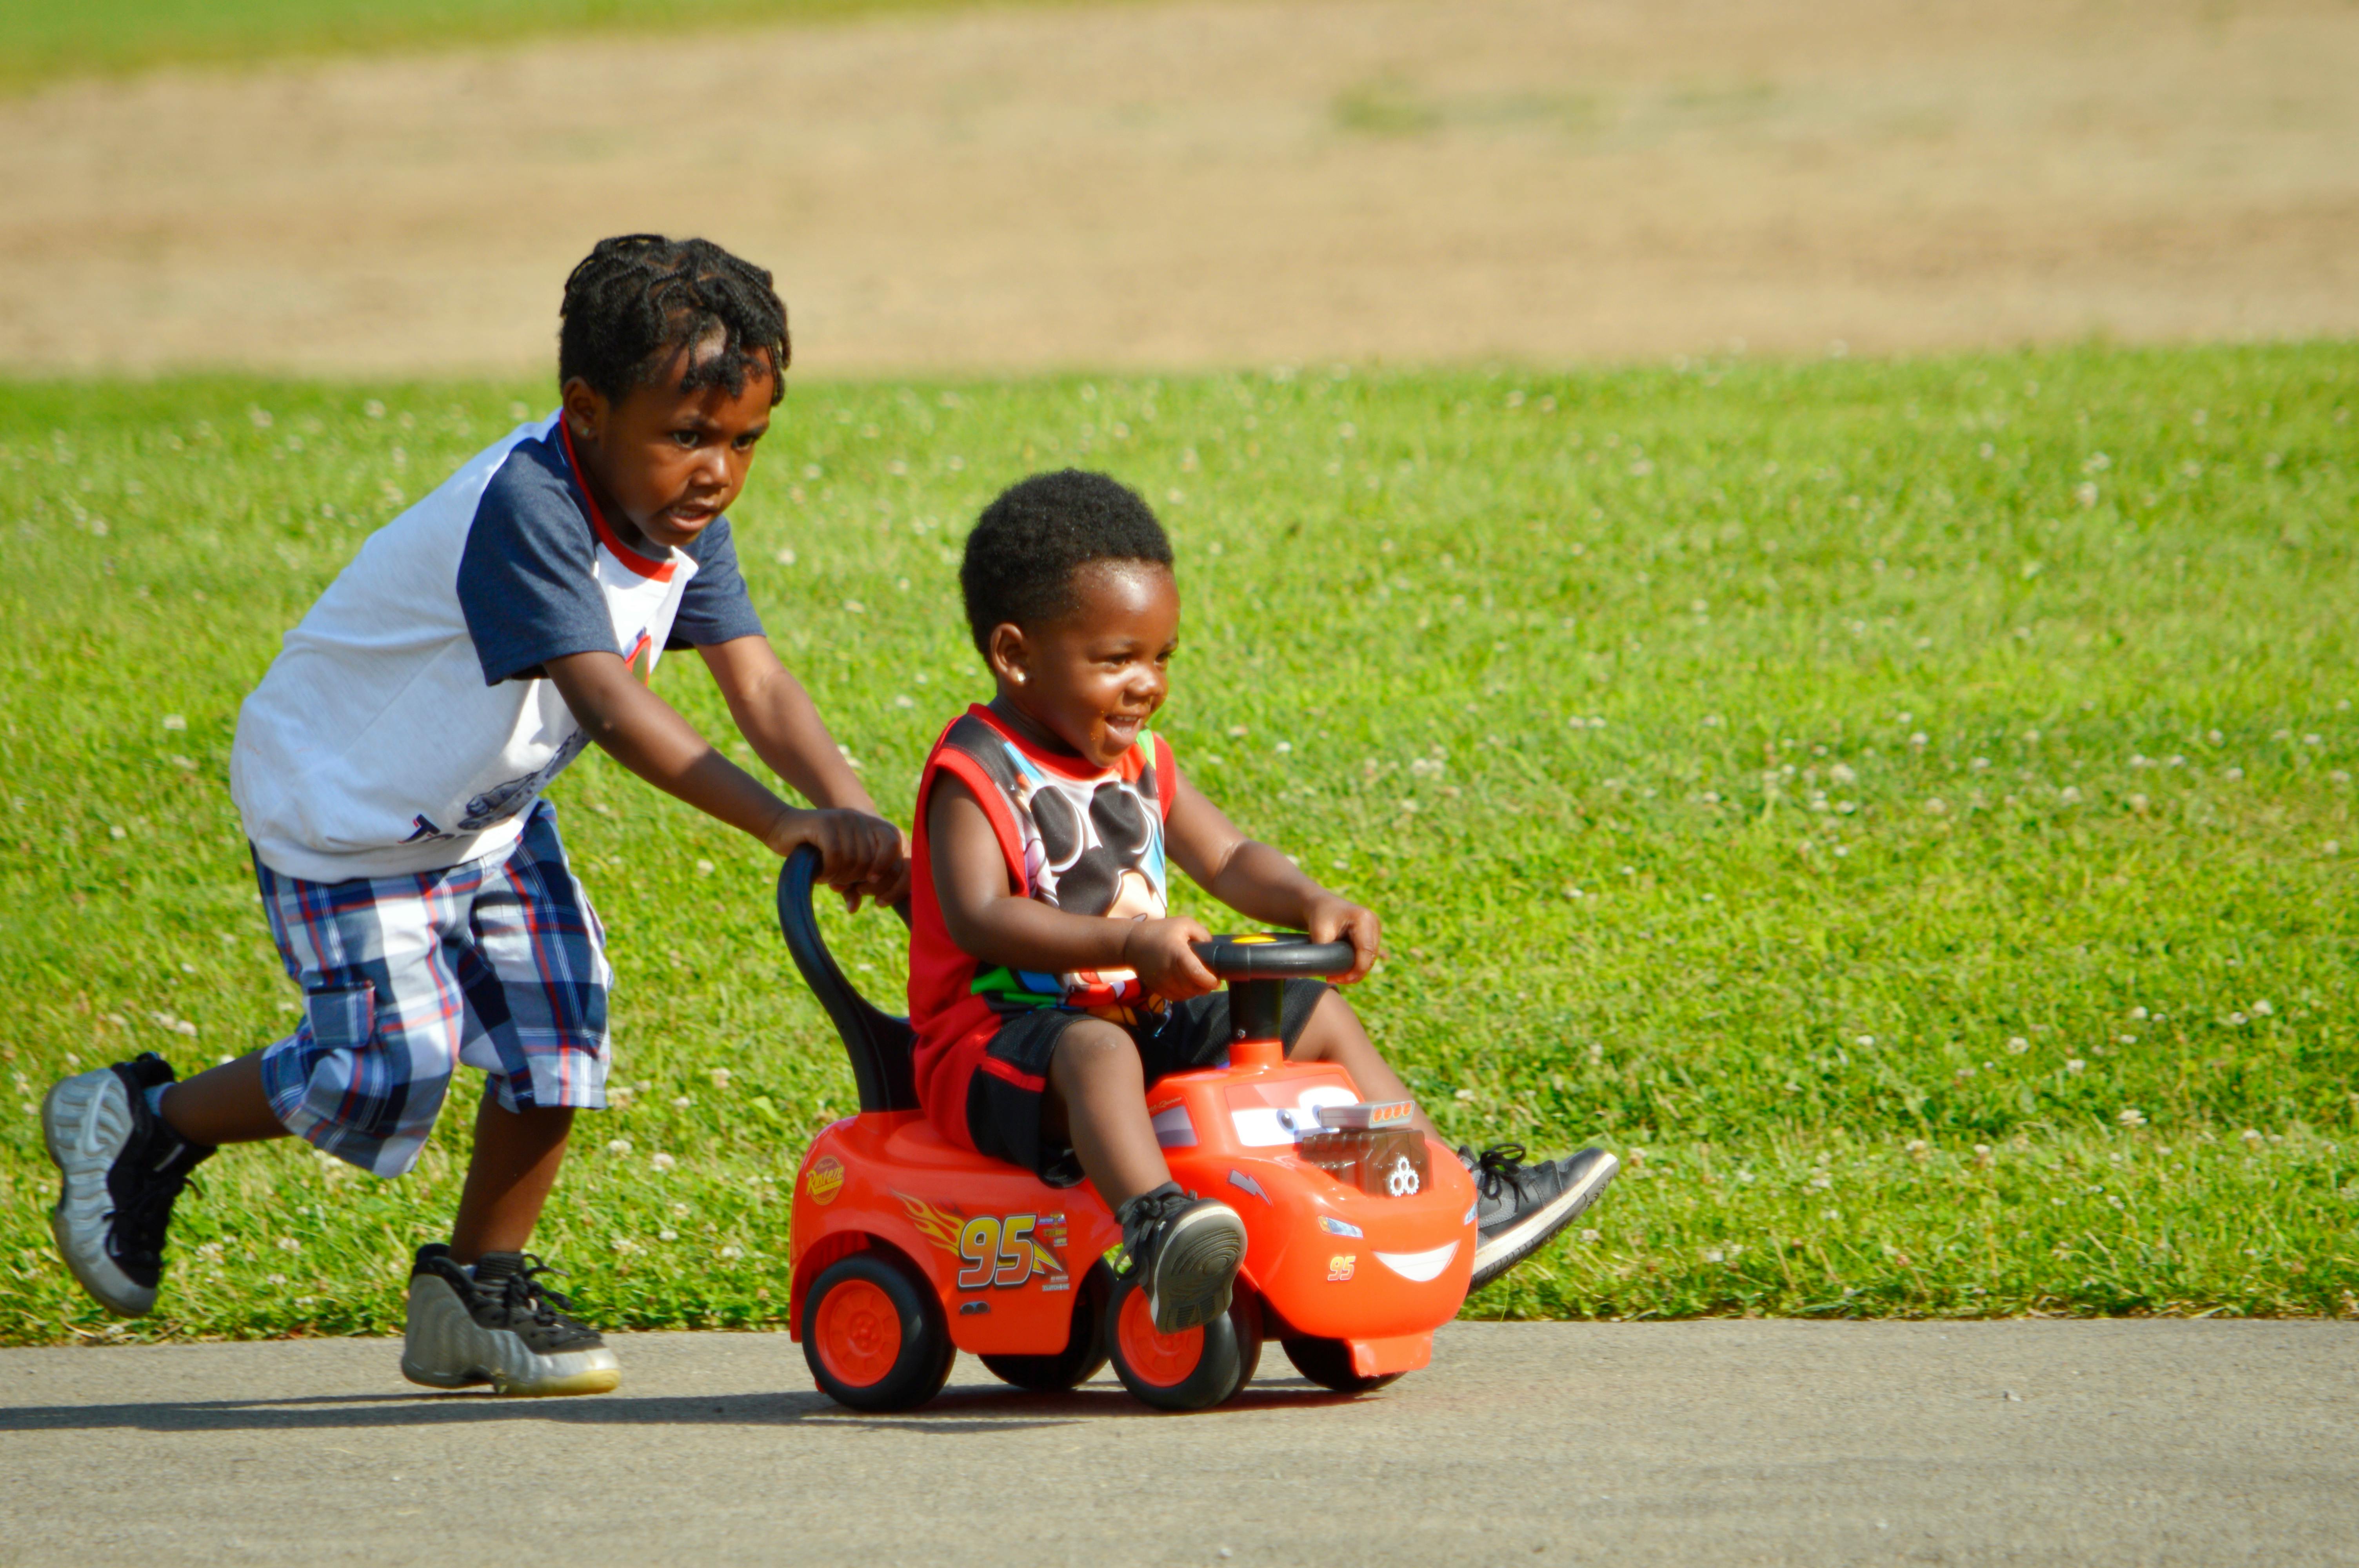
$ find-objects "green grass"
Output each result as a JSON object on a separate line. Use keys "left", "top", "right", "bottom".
{"left": 4, "top": 344, "right": 2357, "bottom": 1345}
{"left": 0, "top": 0, "right": 1125, "bottom": 94}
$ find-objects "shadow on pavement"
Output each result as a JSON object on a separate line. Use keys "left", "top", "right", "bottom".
{"left": 0, "top": 1377, "right": 1360, "bottom": 1435}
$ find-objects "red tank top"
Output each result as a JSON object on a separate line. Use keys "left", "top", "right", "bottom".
{"left": 907, "top": 704, "right": 1179, "bottom": 1095}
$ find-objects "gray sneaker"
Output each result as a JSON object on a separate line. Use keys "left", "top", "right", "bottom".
{"left": 1119, "top": 1186, "right": 1248, "bottom": 1334}
{"left": 1462, "top": 1144, "right": 1619, "bottom": 1290}
{"left": 400, "top": 1245, "right": 621, "bottom": 1396}
{"left": 43, "top": 1053, "right": 213, "bottom": 1317}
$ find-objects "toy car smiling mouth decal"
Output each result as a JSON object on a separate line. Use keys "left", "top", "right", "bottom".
{"left": 1374, "top": 1241, "right": 1460, "bottom": 1282}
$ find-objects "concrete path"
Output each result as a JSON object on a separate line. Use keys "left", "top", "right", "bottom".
{"left": 1, "top": 1322, "right": 2353, "bottom": 1566}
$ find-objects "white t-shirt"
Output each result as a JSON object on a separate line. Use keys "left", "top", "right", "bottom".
{"left": 231, "top": 414, "right": 763, "bottom": 884}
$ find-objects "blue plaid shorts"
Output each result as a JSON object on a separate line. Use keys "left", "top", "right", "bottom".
{"left": 255, "top": 801, "right": 610, "bottom": 1177}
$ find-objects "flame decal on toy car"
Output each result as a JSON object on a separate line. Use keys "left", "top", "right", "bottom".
{"left": 894, "top": 1191, "right": 968, "bottom": 1259}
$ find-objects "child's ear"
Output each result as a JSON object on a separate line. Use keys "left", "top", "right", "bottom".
{"left": 559, "top": 377, "right": 609, "bottom": 444}
{"left": 986, "top": 623, "right": 1031, "bottom": 687}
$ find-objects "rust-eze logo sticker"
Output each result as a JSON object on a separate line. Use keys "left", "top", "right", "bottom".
{"left": 1327, "top": 1253, "right": 1357, "bottom": 1282}
{"left": 805, "top": 1154, "right": 846, "bottom": 1205}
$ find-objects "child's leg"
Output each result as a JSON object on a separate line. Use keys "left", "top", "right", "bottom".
{"left": 1043, "top": 1018, "right": 1169, "bottom": 1210}
{"left": 158, "top": 1051, "right": 293, "bottom": 1145}
{"left": 449, "top": 1093, "right": 574, "bottom": 1263}
{"left": 1289, "top": 989, "right": 1442, "bottom": 1140}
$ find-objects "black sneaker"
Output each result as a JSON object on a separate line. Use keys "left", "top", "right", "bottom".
{"left": 1461, "top": 1144, "right": 1619, "bottom": 1290}
{"left": 400, "top": 1244, "right": 622, "bottom": 1396}
{"left": 42, "top": 1053, "right": 214, "bottom": 1317}
{"left": 1118, "top": 1184, "right": 1248, "bottom": 1334}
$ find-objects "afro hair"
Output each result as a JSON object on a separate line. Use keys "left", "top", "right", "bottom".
{"left": 959, "top": 469, "right": 1174, "bottom": 658}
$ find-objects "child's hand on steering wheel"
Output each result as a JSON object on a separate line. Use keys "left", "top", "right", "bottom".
{"left": 1304, "top": 896, "right": 1381, "bottom": 984}
{"left": 1122, "top": 916, "right": 1221, "bottom": 999}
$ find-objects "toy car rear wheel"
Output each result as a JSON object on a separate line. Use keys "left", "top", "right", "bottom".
{"left": 981, "top": 1262, "right": 1114, "bottom": 1392}
{"left": 802, "top": 1250, "right": 956, "bottom": 1412}
{"left": 1282, "top": 1335, "right": 1404, "bottom": 1395}
{"left": 1104, "top": 1270, "right": 1263, "bottom": 1412}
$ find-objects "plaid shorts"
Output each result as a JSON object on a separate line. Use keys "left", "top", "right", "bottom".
{"left": 255, "top": 801, "right": 610, "bottom": 1177}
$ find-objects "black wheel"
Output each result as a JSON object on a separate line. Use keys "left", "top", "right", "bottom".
{"left": 1282, "top": 1335, "right": 1403, "bottom": 1394}
{"left": 981, "top": 1262, "right": 1114, "bottom": 1392}
{"left": 1104, "top": 1270, "right": 1263, "bottom": 1412}
{"left": 801, "top": 1250, "right": 956, "bottom": 1411}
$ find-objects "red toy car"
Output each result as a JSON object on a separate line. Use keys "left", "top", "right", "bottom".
{"left": 774, "top": 846, "right": 1478, "bottom": 1412}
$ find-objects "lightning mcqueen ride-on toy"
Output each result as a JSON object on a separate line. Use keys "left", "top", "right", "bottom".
{"left": 774, "top": 846, "right": 1479, "bottom": 1412}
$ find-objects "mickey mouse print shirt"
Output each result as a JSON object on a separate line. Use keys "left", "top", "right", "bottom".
{"left": 908, "top": 704, "right": 1178, "bottom": 1070}
{"left": 230, "top": 414, "right": 763, "bottom": 883}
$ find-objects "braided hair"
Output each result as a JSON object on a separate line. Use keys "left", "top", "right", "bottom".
{"left": 558, "top": 234, "right": 789, "bottom": 407}
{"left": 960, "top": 470, "right": 1174, "bottom": 658}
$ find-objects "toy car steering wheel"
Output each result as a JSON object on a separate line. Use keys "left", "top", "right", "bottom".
{"left": 1190, "top": 934, "right": 1359, "bottom": 978}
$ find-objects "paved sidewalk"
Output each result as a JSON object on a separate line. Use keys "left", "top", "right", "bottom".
{"left": 2, "top": 1322, "right": 2353, "bottom": 1566}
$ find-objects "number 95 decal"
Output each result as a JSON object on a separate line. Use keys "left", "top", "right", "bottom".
{"left": 958, "top": 1212, "right": 1070, "bottom": 1292}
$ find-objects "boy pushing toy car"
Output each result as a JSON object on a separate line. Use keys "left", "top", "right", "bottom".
{"left": 912, "top": 469, "right": 1616, "bottom": 1334}
{"left": 42, "top": 235, "right": 905, "bottom": 1395}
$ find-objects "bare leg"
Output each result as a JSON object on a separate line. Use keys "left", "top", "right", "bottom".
{"left": 1292, "top": 989, "right": 1444, "bottom": 1140}
{"left": 158, "top": 1051, "right": 289, "bottom": 1145}
{"left": 1045, "top": 1019, "right": 1172, "bottom": 1212}
{"left": 448, "top": 1091, "right": 574, "bottom": 1264}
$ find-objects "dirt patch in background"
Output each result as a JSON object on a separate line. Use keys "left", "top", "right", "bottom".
{"left": 4, "top": 0, "right": 2355, "bottom": 377}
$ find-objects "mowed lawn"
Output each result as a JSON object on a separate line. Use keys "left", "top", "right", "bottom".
{"left": 2, "top": 345, "right": 2354, "bottom": 1344}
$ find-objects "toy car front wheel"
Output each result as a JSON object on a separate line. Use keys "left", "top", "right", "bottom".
{"left": 1104, "top": 1270, "right": 1263, "bottom": 1412}
{"left": 981, "top": 1262, "right": 1114, "bottom": 1393}
{"left": 1282, "top": 1335, "right": 1403, "bottom": 1395}
{"left": 802, "top": 1250, "right": 956, "bottom": 1412}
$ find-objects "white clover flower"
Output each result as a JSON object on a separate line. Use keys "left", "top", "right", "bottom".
{"left": 2060, "top": 786, "right": 2083, "bottom": 803}
{"left": 650, "top": 1152, "right": 677, "bottom": 1172}
{"left": 658, "top": 1230, "right": 679, "bottom": 1243}
{"left": 1703, "top": 1248, "right": 1725, "bottom": 1263}
{"left": 2241, "top": 1129, "right": 2265, "bottom": 1148}
{"left": 2252, "top": 1000, "right": 2274, "bottom": 1016}
{"left": 276, "top": 1236, "right": 302, "bottom": 1252}
{"left": 2118, "top": 1108, "right": 2147, "bottom": 1128}
{"left": 696, "top": 859, "right": 716, "bottom": 875}
{"left": 2227, "top": 1012, "right": 2248, "bottom": 1027}
{"left": 1924, "top": 798, "right": 1949, "bottom": 816}
{"left": 1906, "top": 1139, "right": 1930, "bottom": 1160}
{"left": 710, "top": 1067, "right": 732, "bottom": 1089}
{"left": 606, "top": 1138, "right": 633, "bottom": 1155}
{"left": 1830, "top": 763, "right": 1857, "bottom": 785}
{"left": 672, "top": 1095, "right": 692, "bottom": 1110}
{"left": 162, "top": 715, "right": 188, "bottom": 731}
{"left": 612, "top": 1237, "right": 639, "bottom": 1253}
{"left": 719, "top": 1245, "right": 745, "bottom": 1261}
{"left": 1578, "top": 1229, "right": 1602, "bottom": 1243}
{"left": 2130, "top": 1006, "right": 2149, "bottom": 1021}
{"left": 2006, "top": 1036, "right": 2030, "bottom": 1054}
{"left": 2066, "top": 1059, "right": 2087, "bottom": 1074}
{"left": 2119, "top": 1034, "right": 2137, "bottom": 1045}
{"left": 1856, "top": 1034, "right": 1876, "bottom": 1047}
{"left": 1972, "top": 1144, "right": 1994, "bottom": 1167}
{"left": 2126, "top": 794, "right": 2150, "bottom": 813}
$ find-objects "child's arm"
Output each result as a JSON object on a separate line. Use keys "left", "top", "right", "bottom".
{"left": 1164, "top": 775, "right": 1380, "bottom": 983}
{"left": 699, "top": 636, "right": 911, "bottom": 905}
{"left": 547, "top": 649, "right": 903, "bottom": 906}
{"left": 929, "top": 775, "right": 1221, "bottom": 998}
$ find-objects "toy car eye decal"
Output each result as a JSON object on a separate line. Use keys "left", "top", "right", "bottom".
{"left": 1227, "top": 1083, "right": 1361, "bottom": 1146}
{"left": 1151, "top": 1103, "right": 1197, "bottom": 1148}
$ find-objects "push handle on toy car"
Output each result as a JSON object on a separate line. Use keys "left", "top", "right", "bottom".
{"left": 1189, "top": 934, "right": 1359, "bottom": 978}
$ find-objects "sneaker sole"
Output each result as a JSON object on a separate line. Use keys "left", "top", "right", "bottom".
{"left": 41, "top": 1071, "right": 156, "bottom": 1318}
{"left": 1469, "top": 1151, "right": 1621, "bottom": 1291}
{"left": 400, "top": 1274, "right": 622, "bottom": 1397}
{"left": 1147, "top": 1204, "right": 1247, "bottom": 1334}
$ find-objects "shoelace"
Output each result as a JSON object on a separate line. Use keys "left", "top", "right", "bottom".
{"left": 485, "top": 1256, "right": 583, "bottom": 1328}
{"left": 111, "top": 1146, "right": 206, "bottom": 1266}
{"left": 1470, "top": 1143, "right": 1533, "bottom": 1201}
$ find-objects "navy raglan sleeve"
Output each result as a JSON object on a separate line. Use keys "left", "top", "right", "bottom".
{"left": 457, "top": 452, "right": 620, "bottom": 684}
{"left": 667, "top": 514, "right": 767, "bottom": 649}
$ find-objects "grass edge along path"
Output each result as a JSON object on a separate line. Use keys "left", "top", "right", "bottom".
{"left": 2, "top": 341, "right": 2356, "bottom": 1343}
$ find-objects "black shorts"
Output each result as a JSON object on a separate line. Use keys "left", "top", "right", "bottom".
{"left": 967, "top": 979, "right": 1332, "bottom": 1188}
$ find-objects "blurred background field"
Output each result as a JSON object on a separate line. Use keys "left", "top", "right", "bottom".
{"left": 3, "top": 345, "right": 2354, "bottom": 1341}
{"left": 3, "top": 0, "right": 2355, "bottom": 1342}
